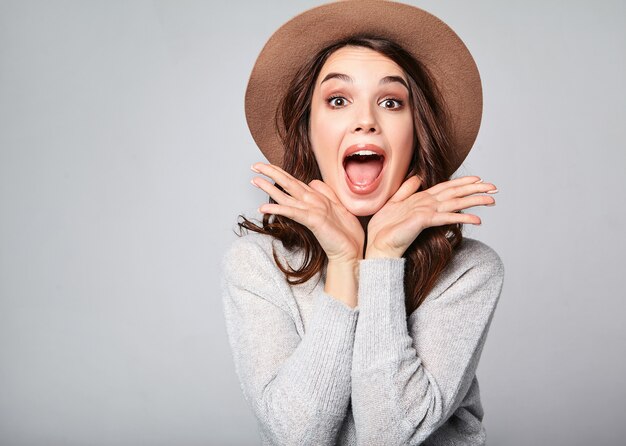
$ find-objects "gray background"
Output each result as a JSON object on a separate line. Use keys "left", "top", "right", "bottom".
{"left": 1, "top": 1, "right": 624, "bottom": 445}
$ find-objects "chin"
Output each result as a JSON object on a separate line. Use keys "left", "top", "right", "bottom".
{"left": 331, "top": 176, "right": 397, "bottom": 217}
{"left": 340, "top": 195, "right": 387, "bottom": 217}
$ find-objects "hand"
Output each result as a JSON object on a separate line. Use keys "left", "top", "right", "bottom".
{"left": 251, "top": 163, "right": 365, "bottom": 264}
{"left": 365, "top": 175, "right": 498, "bottom": 259}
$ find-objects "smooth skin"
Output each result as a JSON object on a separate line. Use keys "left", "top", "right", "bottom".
{"left": 309, "top": 47, "right": 415, "bottom": 217}
{"left": 251, "top": 47, "right": 497, "bottom": 308}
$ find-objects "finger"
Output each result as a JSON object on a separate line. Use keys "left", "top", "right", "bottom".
{"left": 252, "top": 176, "right": 301, "bottom": 207}
{"left": 389, "top": 175, "right": 421, "bottom": 202}
{"left": 431, "top": 212, "right": 482, "bottom": 226}
{"left": 435, "top": 182, "right": 497, "bottom": 201}
{"left": 258, "top": 202, "right": 308, "bottom": 223}
{"left": 308, "top": 179, "right": 340, "bottom": 205}
{"left": 426, "top": 176, "right": 482, "bottom": 196}
{"left": 438, "top": 195, "right": 496, "bottom": 213}
{"left": 252, "top": 163, "right": 310, "bottom": 198}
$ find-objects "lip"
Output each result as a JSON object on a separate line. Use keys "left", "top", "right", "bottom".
{"left": 342, "top": 143, "right": 387, "bottom": 195}
{"left": 343, "top": 143, "right": 386, "bottom": 159}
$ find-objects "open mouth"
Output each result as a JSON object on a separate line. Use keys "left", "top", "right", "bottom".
{"left": 343, "top": 146, "right": 385, "bottom": 194}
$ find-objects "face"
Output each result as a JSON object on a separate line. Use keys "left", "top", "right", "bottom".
{"left": 309, "top": 46, "right": 414, "bottom": 217}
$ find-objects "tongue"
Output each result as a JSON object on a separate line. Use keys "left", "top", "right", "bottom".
{"left": 345, "top": 158, "right": 383, "bottom": 186}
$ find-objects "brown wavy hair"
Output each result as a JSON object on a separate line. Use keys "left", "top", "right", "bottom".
{"left": 238, "top": 36, "right": 463, "bottom": 316}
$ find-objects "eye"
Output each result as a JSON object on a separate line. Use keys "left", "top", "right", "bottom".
{"left": 327, "top": 96, "right": 349, "bottom": 108}
{"left": 379, "top": 98, "right": 404, "bottom": 110}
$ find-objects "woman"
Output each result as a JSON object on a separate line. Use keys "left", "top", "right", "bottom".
{"left": 222, "top": 1, "right": 504, "bottom": 445}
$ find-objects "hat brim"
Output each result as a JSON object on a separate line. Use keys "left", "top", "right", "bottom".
{"left": 245, "top": 0, "right": 482, "bottom": 175}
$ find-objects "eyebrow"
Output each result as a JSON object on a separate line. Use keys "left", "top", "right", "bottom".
{"left": 320, "top": 72, "right": 409, "bottom": 90}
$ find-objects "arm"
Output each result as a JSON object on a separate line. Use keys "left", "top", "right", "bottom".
{"left": 221, "top": 236, "right": 359, "bottom": 445}
{"left": 351, "top": 243, "right": 504, "bottom": 445}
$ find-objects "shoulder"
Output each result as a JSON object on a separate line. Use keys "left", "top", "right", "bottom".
{"left": 221, "top": 232, "right": 305, "bottom": 297}
{"left": 424, "top": 237, "right": 505, "bottom": 304}
{"left": 452, "top": 237, "right": 505, "bottom": 278}
{"left": 222, "top": 232, "right": 278, "bottom": 279}
{"left": 222, "top": 231, "right": 301, "bottom": 269}
{"left": 223, "top": 231, "right": 274, "bottom": 262}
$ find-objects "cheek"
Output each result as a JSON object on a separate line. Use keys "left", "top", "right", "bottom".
{"left": 309, "top": 121, "right": 329, "bottom": 173}
{"left": 311, "top": 111, "right": 343, "bottom": 142}
{"left": 398, "top": 115, "right": 415, "bottom": 148}
{"left": 309, "top": 110, "right": 344, "bottom": 178}
{"left": 400, "top": 130, "right": 414, "bottom": 167}
{"left": 389, "top": 115, "right": 415, "bottom": 171}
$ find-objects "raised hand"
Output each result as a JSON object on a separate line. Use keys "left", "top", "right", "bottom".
{"left": 365, "top": 175, "right": 498, "bottom": 259}
{"left": 251, "top": 162, "right": 365, "bottom": 307}
{"left": 251, "top": 163, "right": 365, "bottom": 264}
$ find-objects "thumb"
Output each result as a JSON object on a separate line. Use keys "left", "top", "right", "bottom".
{"left": 308, "top": 179, "right": 340, "bottom": 204}
{"left": 390, "top": 175, "right": 421, "bottom": 202}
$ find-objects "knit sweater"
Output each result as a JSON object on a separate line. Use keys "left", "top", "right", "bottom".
{"left": 221, "top": 231, "right": 504, "bottom": 445}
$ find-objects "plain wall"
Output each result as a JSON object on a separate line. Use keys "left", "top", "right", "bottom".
{"left": 1, "top": 1, "right": 625, "bottom": 445}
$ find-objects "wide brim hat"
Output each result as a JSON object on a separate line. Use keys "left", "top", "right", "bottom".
{"left": 245, "top": 0, "right": 482, "bottom": 175}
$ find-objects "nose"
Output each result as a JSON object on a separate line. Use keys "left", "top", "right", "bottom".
{"left": 352, "top": 103, "right": 379, "bottom": 134}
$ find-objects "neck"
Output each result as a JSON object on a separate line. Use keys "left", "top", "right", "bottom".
{"left": 358, "top": 215, "right": 371, "bottom": 230}
{"left": 358, "top": 215, "right": 372, "bottom": 258}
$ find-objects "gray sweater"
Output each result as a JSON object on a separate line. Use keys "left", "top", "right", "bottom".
{"left": 221, "top": 232, "right": 504, "bottom": 445}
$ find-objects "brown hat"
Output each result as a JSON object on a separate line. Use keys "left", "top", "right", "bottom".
{"left": 245, "top": 0, "right": 482, "bottom": 174}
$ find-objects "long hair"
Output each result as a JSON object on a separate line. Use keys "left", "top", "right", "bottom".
{"left": 238, "top": 36, "right": 463, "bottom": 316}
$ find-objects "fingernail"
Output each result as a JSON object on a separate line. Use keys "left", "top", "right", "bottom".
{"left": 251, "top": 164, "right": 260, "bottom": 173}
{"left": 486, "top": 188, "right": 499, "bottom": 194}
{"left": 250, "top": 178, "right": 259, "bottom": 188}
{"left": 474, "top": 179, "right": 483, "bottom": 183}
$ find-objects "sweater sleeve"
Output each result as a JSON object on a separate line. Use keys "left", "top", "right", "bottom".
{"left": 351, "top": 243, "right": 504, "bottom": 445}
{"left": 221, "top": 236, "right": 359, "bottom": 445}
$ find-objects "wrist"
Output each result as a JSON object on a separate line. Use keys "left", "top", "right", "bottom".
{"left": 364, "top": 246, "right": 402, "bottom": 259}
{"left": 327, "top": 256, "right": 359, "bottom": 268}
{"left": 326, "top": 246, "right": 362, "bottom": 264}
{"left": 324, "top": 259, "right": 359, "bottom": 309}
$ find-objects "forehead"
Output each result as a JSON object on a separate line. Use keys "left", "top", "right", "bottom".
{"left": 319, "top": 46, "right": 405, "bottom": 78}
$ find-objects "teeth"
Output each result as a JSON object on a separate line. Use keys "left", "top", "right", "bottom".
{"left": 350, "top": 150, "right": 378, "bottom": 156}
